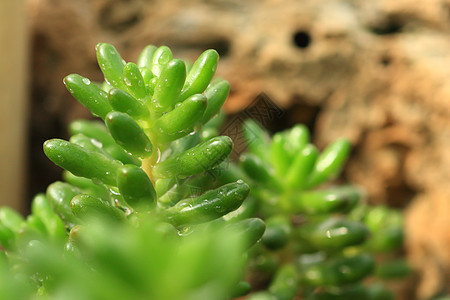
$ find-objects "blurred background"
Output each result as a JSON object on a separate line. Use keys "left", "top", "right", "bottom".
{"left": 1, "top": 0, "right": 449, "bottom": 298}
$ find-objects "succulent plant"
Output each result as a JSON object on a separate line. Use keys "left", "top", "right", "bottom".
{"left": 0, "top": 43, "right": 408, "bottom": 300}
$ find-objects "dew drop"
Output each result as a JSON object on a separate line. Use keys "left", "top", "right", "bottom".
{"left": 158, "top": 53, "right": 170, "bottom": 64}
{"left": 155, "top": 148, "right": 162, "bottom": 164}
{"left": 109, "top": 188, "right": 120, "bottom": 195}
{"left": 177, "top": 226, "right": 193, "bottom": 237}
{"left": 82, "top": 78, "right": 91, "bottom": 85}
{"left": 90, "top": 139, "right": 103, "bottom": 148}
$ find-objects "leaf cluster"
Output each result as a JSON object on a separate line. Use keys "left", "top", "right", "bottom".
{"left": 0, "top": 43, "right": 409, "bottom": 300}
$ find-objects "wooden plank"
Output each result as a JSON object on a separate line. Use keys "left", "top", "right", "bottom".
{"left": 0, "top": 0, "right": 28, "bottom": 213}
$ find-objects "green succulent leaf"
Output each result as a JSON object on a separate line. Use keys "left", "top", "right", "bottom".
{"left": 285, "top": 144, "right": 318, "bottom": 189}
{"left": 240, "top": 153, "right": 273, "bottom": 184}
{"left": 96, "top": 43, "right": 126, "bottom": 89}
{"left": 63, "top": 171, "right": 111, "bottom": 201}
{"left": 301, "top": 253, "right": 375, "bottom": 286}
{"left": 0, "top": 224, "right": 15, "bottom": 249}
{"left": 152, "top": 94, "right": 207, "bottom": 143}
{"left": 225, "top": 217, "right": 266, "bottom": 250}
{"left": 71, "top": 194, "right": 127, "bottom": 223}
{"left": 270, "top": 133, "right": 290, "bottom": 176}
{"left": 116, "top": 164, "right": 157, "bottom": 211}
{"left": 0, "top": 207, "right": 25, "bottom": 233}
{"left": 137, "top": 45, "right": 157, "bottom": 69}
{"left": 365, "top": 283, "right": 395, "bottom": 300}
{"left": 105, "top": 111, "right": 153, "bottom": 158}
{"left": 365, "top": 227, "right": 403, "bottom": 253}
{"left": 290, "top": 186, "right": 361, "bottom": 215}
{"left": 151, "top": 46, "right": 173, "bottom": 77}
{"left": 163, "top": 181, "right": 249, "bottom": 226}
{"left": 299, "top": 217, "right": 369, "bottom": 251}
{"left": 261, "top": 215, "right": 292, "bottom": 251}
{"left": 242, "top": 119, "right": 271, "bottom": 161}
{"left": 108, "top": 88, "right": 149, "bottom": 119}
{"left": 46, "top": 181, "right": 81, "bottom": 227}
{"left": 31, "top": 194, "right": 66, "bottom": 240}
{"left": 231, "top": 281, "right": 252, "bottom": 298}
{"left": 44, "top": 139, "right": 123, "bottom": 186}
{"left": 69, "top": 119, "right": 140, "bottom": 166}
{"left": 268, "top": 264, "right": 300, "bottom": 300}
{"left": 305, "top": 139, "right": 351, "bottom": 188}
{"left": 64, "top": 74, "right": 112, "bottom": 119}
{"left": 153, "top": 136, "right": 233, "bottom": 178}
{"left": 151, "top": 58, "right": 185, "bottom": 114}
{"left": 375, "top": 259, "right": 411, "bottom": 279}
{"left": 284, "top": 124, "right": 309, "bottom": 160}
{"left": 307, "top": 284, "right": 372, "bottom": 300}
{"left": 201, "top": 80, "right": 230, "bottom": 124}
{"left": 123, "top": 62, "right": 147, "bottom": 99}
{"left": 179, "top": 49, "right": 219, "bottom": 101}
{"left": 69, "top": 133, "right": 112, "bottom": 157}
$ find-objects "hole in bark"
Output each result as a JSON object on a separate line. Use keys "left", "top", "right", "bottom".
{"left": 270, "top": 100, "right": 321, "bottom": 136}
{"left": 99, "top": 1, "right": 143, "bottom": 32}
{"left": 385, "top": 183, "right": 417, "bottom": 208}
{"left": 380, "top": 55, "right": 392, "bottom": 66}
{"left": 168, "top": 38, "right": 231, "bottom": 58}
{"left": 385, "top": 144, "right": 418, "bottom": 207}
{"left": 370, "top": 18, "right": 404, "bottom": 35}
{"left": 292, "top": 31, "right": 311, "bottom": 49}
{"left": 207, "top": 39, "right": 231, "bottom": 57}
